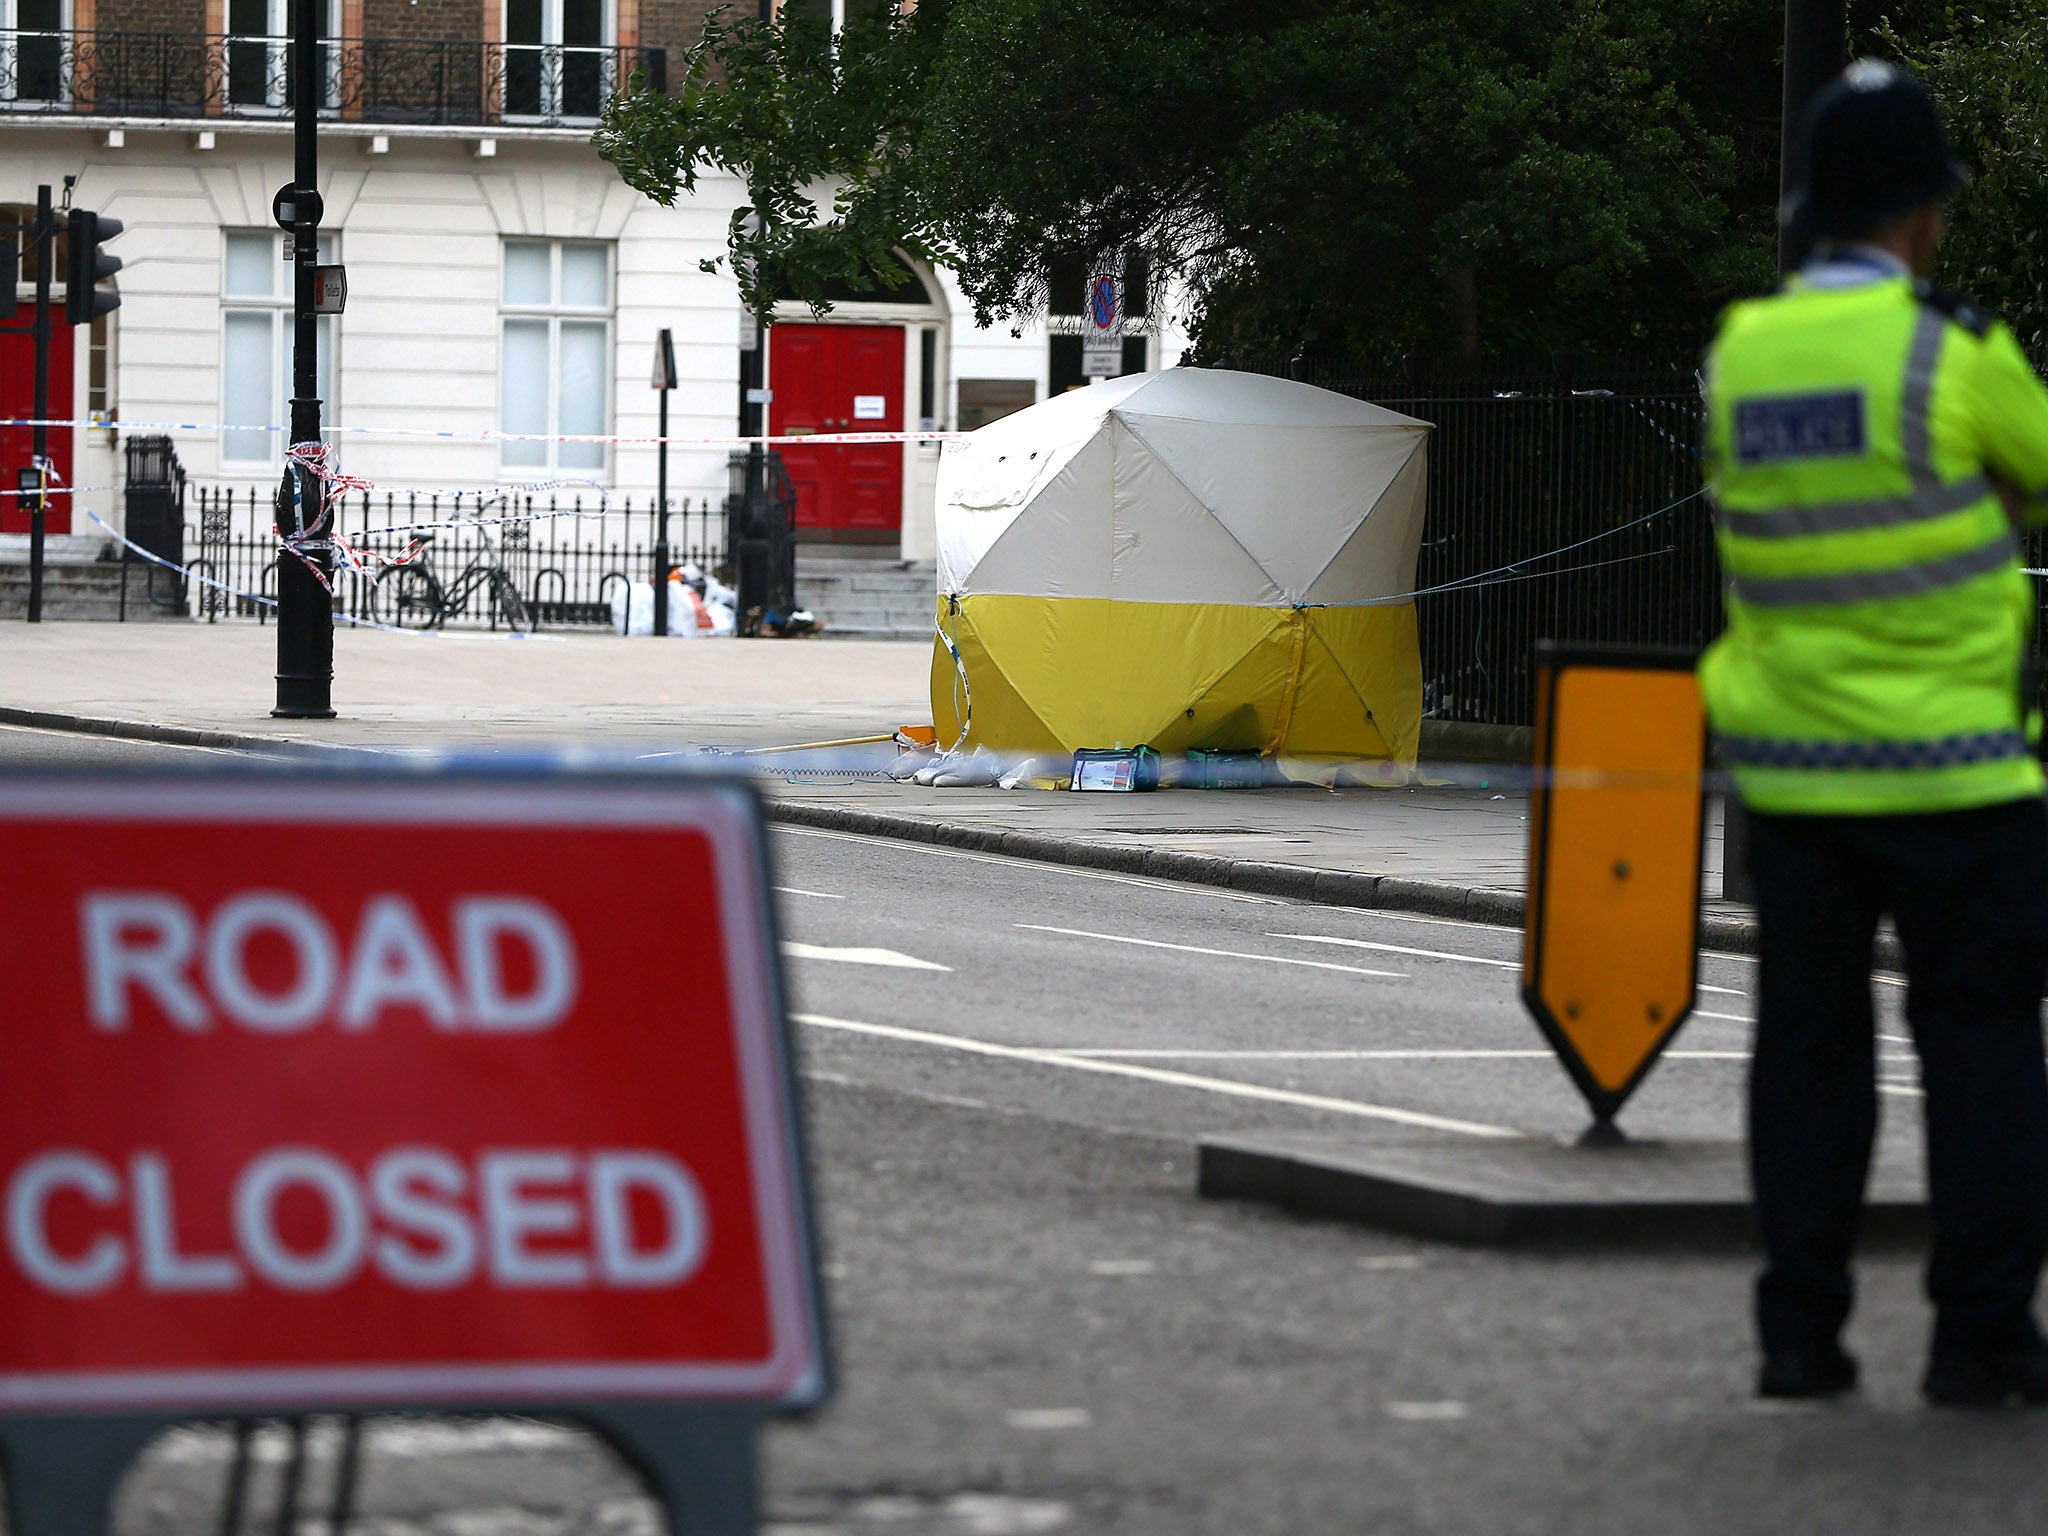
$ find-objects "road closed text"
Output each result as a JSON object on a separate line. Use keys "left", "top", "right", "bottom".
{"left": 80, "top": 891, "right": 578, "bottom": 1032}
{"left": 5, "top": 1146, "right": 709, "bottom": 1297}
{"left": 5, "top": 891, "right": 711, "bottom": 1299}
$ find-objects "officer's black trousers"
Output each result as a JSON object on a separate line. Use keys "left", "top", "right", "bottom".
{"left": 1749, "top": 798, "right": 2048, "bottom": 1359}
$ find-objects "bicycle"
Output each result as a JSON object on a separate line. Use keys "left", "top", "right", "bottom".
{"left": 368, "top": 531, "right": 532, "bottom": 632}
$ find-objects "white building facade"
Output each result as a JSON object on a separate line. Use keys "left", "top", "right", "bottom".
{"left": 1, "top": 10, "right": 1183, "bottom": 571}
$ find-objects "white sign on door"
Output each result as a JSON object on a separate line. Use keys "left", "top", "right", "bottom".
{"left": 1082, "top": 340, "right": 1123, "bottom": 378}
{"left": 853, "top": 395, "right": 886, "bottom": 420}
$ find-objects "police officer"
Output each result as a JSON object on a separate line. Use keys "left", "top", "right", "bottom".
{"left": 1703, "top": 59, "right": 2048, "bottom": 1405}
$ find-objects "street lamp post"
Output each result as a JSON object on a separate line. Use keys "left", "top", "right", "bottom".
{"left": 1778, "top": 0, "right": 1849, "bottom": 276}
{"left": 273, "top": 0, "right": 334, "bottom": 718}
{"left": 652, "top": 328, "right": 677, "bottom": 636}
{"left": 734, "top": 0, "right": 774, "bottom": 635}
{"left": 1728, "top": 0, "right": 1849, "bottom": 902}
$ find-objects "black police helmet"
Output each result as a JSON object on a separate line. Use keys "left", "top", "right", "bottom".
{"left": 1787, "top": 60, "right": 1969, "bottom": 241}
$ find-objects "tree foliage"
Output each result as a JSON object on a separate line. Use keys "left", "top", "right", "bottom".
{"left": 595, "top": 0, "right": 952, "bottom": 317}
{"left": 596, "top": 1, "right": 2047, "bottom": 360}
{"left": 1876, "top": 3, "right": 2048, "bottom": 355}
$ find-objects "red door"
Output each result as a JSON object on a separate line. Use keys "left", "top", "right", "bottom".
{"left": 0, "top": 323, "right": 76, "bottom": 534}
{"left": 769, "top": 323, "right": 904, "bottom": 538}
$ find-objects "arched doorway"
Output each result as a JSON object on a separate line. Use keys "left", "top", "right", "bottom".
{"left": 767, "top": 251, "right": 946, "bottom": 546}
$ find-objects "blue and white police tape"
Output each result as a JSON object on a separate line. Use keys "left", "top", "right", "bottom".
{"left": 0, "top": 416, "right": 963, "bottom": 448}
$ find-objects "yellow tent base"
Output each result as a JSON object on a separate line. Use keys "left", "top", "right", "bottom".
{"left": 931, "top": 594, "right": 1421, "bottom": 769}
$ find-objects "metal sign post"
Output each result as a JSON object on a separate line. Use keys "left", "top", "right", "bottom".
{"left": 1521, "top": 642, "right": 1708, "bottom": 1143}
{"left": 25, "top": 184, "right": 52, "bottom": 624}
{"left": 652, "top": 329, "right": 678, "bottom": 636}
{"left": 272, "top": 0, "right": 335, "bottom": 719}
{"left": 0, "top": 766, "right": 831, "bottom": 1536}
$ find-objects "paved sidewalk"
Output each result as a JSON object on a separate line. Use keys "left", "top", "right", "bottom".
{"left": 0, "top": 621, "right": 1743, "bottom": 935}
{"left": 0, "top": 622, "right": 934, "bottom": 748}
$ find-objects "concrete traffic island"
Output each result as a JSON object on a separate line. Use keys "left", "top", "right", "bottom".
{"left": 1197, "top": 1130, "right": 1927, "bottom": 1249}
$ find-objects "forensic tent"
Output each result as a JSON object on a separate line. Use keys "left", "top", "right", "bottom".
{"left": 931, "top": 368, "right": 1432, "bottom": 771}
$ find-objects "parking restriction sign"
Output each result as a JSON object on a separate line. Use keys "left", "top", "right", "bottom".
{"left": 1083, "top": 272, "right": 1123, "bottom": 377}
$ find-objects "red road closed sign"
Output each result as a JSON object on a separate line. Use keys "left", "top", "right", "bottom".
{"left": 0, "top": 773, "right": 826, "bottom": 1414}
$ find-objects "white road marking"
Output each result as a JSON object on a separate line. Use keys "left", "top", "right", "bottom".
{"left": 782, "top": 941, "right": 951, "bottom": 972}
{"left": 1272, "top": 930, "right": 1749, "bottom": 996}
{"left": 775, "top": 885, "right": 845, "bottom": 900}
{"left": 1272, "top": 933, "right": 1520, "bottom": 968}
{"left": 1345, "top": 909, "right": 1513, "bottom": 935}
{"left": 151, "top": 1420, "right": 580, "bottom": 1464}
{"left": 1016, "top": 924, "right": 1404, "bottom": 977}
{"left": 795, "top": 1013, "right": 1522, "bottom": 1139}
{"left": 778, "top": 825, "right": 1283, "bottom": 903}
{"left": 1053, "top": 1048, "right": 1752, "bottom": 1061}
{"left": 917, "top": 1089, "right": 993, "bottom": 1112}
{"left": 1385, "top": 1401, "right": 1469, "bottom": 1422}
{"left": 1087, "top": 1259, "right": 1156, "bottom": 1276}
{"left": 1006, "top": 1408, "right": 1092, "bottom": 1430}
{"left": 1879, "top": 1082, "right": 1924, "bottom": 1098}
{"left": 1061, "top": 1048, "right": 1555, "bottom": 1059}
{"left": 1697, "top": 1010, "right": 1752, "bottom": 1024}
{"left": 776, "top": 825, "right": 1902, "bottom": 991}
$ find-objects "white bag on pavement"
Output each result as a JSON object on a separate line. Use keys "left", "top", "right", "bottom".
{"left": 612, "top": 579, "right": 736, "bottom": 637}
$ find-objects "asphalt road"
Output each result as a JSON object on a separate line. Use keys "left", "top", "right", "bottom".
{"left": 5, "top": 725, "right": 2044, "bottom": 1536}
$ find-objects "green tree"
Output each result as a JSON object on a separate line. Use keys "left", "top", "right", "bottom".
{"left": 597, "top": 0, "right": 955, "bottom": 319}
{"left": 1875, "top": 3, "right": 2048, "bottom": 355}
{"left": 597, "top": 2, "right": 2043, "bottom": 360}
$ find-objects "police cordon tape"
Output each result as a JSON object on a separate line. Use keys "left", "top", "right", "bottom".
{"left": 84, "top": 509, "right": 452, "bottom": 640}
{"left": 86, "top": 482, "right": 1713, "bottom": 638}
{"left": 0, "top": 415, "right": 963, "bottom": 448}
{"left": 62, "top": 452, "right": 423, "bottom": 621}
{"left": 0, "top": 412, "right": 1701, "bottom": 609}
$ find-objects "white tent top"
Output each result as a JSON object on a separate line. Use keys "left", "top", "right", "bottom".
{"left": 935, "top": 368, "right": 1433, "bottom": 609}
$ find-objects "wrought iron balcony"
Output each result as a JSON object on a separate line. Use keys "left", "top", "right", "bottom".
{"left": 0, "top": 30, "right": 664, "bottom": 127}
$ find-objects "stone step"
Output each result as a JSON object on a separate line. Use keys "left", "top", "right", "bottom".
{"left": 0, "top": 533, "right": 120, "bottom": 565}
{"left": 802, "top": 597, "right": 933, "bottom": 623}
{"left": 798, "top": 600, "right": 935, "bottom": 622}
{"left": 797, "top": 556, "right": 934, "bottom": 576}
{"left": 0, "top": 596, "right": 187, "bottom": 621}
{"left": 818, "top": 623, "right": 934, "bottom": 642}
{"left": 794, "top": 543, "right": 912, "bottom": 562}
{"left": 796, "top": 569, "right": 928, "bottom": 587}
{"left": 797, "top": 573, "right": 934, "bottom": 598}
{"left": 794, "top": 556, "right": 936, "bottom": 635}
{"left": 0, "top": 561, "right": 189, "bottom": 621}
{"left": 797, "top": 571, "right": 934, "bottom": 591}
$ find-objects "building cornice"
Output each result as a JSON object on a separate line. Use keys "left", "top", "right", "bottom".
{"left": 0, "top": 115, "right": 600, "bottom": 147}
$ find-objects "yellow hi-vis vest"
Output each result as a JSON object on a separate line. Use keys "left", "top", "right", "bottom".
{"left": 1701, "top": 271, "right": 2048, "bottom": 814}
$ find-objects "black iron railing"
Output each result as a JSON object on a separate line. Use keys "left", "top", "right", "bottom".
{"left": 0, "top": 31, "right": 662, "bottom": 126}
{"left": 1246, "top": 355, "right": 1716, "bottom": 728}
{"left": 183, "top": 487, "right": 722, "bottom": 629}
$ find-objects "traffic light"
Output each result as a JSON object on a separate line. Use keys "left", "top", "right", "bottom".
{"left": 64, "top": 208, "right": 122, "bottom": 325}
